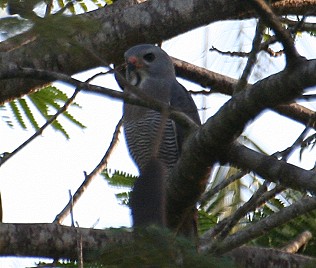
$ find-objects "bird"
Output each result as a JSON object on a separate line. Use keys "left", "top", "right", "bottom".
{"left": 122, "top": 44, "right": 200, "bottom": 229}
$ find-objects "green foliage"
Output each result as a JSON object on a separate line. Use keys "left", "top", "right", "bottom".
{"left": 198, "top": 133, "right": 316, "bottom": 256}
{"left": 102, "top": 168, "right": 137, "bottom": 188}
{"left": 102, "top": 168, "right": 137, "bottom": 205}
{"left": 250, "top": 198, "right": 316, "bottom": 256}
{"left": 198, "top": 209, "right": 218, "bottom": 234}
{"left": 97, "top": 226, "right": 232, "bottom": 267}
{"left": 3, "top": 85, "right": 85, "bottom": 139}
{"left": 36, "top": 227, "right": 233, "bottom": 267}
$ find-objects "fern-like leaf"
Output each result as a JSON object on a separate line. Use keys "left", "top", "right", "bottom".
{"left": 17, "top": 98, "right": 40, "bottom": 130}
{"left": 8, "top": 100, "right": 27, "bottom": 129}
{"left": 102, "top": 168, "right": 137, "bottom": 206}
{"left": 102, "top": 168, "right": 137, "bottom": 188}
{"left": 3, "top": 85, "right": 85, "bottom": 139}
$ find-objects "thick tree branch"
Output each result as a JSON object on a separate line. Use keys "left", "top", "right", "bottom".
{"left": 228, "top": 246, "right": 315, "bottom": 267}
{"left": 1, "top": 0, "right": 316, "bottom": 103}
{"left": 173, "top": 58, "right": 316, "bottom": 129}
{"left": 227, "top": 143, "right": 316, "bottom": 193}
{"left": 1, "top": 222, "right": 314, "bottom": 267}
{"left": 0, "top": 223, "right": 132, "bottom": 260}
{"left": 167, "top": 58, "right": 316, "bottom": 230}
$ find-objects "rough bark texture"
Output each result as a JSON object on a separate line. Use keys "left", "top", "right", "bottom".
{"left": 228, "top": 246, "right": 315, "bottom": 268}
{"left": 1, "top": 223, "right": 315, "bottom": 267}
{"left": 1, "top": 0, "right": 316, "bottom": 103}
{"left": 166, "top": 58, "right": 316, "bottom": 230}
{"left": 0, "top": 223, "right": 132, "bottom": 260}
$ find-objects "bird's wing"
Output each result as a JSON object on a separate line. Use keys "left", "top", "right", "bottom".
{"left": 170, "top": 81, "right": 200, "bottom": 153}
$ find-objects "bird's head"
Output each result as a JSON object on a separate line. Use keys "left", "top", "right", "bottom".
{"left": 124, "top": 44, "right": 175, "bottom": 86}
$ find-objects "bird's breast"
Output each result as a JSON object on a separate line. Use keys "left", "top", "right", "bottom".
{"left": 124, "top": 109, "right": 179, "bottom": 173}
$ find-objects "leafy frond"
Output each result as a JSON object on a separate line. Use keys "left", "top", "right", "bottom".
{"left": 102, "top": 168, "right": 137, "bottom": 188}
{"left": 3, "top": 85, "right": 85, "bottom": 138}
{"left": 198, "top": 209, "right": 218, "bottom": 234}
{"left": 98, "top": 226, "right": 231, "bottom": 267}
{"left": 17, "top": 98, "right": 40, "bottom": 130}
{"left": 102, "top": 168, "right": 137, "bottom": 206}
{"left": 8, "top": 100, "right": 27, "bottom": 129}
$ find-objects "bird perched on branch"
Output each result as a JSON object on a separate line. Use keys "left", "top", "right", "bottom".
{"left": 123, "top": 44, "right": 200, "bottom": 229}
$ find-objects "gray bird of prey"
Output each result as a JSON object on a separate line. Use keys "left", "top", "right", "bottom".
{"left": 123, "top": 44, "right": 200, "bottom": 228}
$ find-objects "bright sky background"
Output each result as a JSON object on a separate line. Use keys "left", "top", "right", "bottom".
{"left": 0, "top": 5, "right": 316, "bottom": 267}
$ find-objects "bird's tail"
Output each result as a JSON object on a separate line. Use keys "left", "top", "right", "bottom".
{"left": 131, "top": 157, "right": 167, "bottom": 228}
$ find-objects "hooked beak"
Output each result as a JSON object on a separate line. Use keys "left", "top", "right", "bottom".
{"left": 127, "top": 61, "right": 136, "bottom": 73}
{"left": 126, "top": 56, "right": 142, "bottom": 86}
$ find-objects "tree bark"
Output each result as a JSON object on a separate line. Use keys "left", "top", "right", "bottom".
{"left": 167, "top": 58, "right": 316, "bottom": 230}
{"left": 0, "top": 223, "right": 132, "bottom": 260}
{"left": 1, "top": 0, "right": 316, "bottom": 103}
{"left": 0, "top": 223, "right": 314, "bottom": 267}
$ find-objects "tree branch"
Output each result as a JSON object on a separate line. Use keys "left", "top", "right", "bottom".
{"left": 167, "top": 58, "right": 316, "bottom": 230}
{"left": 249, "top": 0, "right": 300, "bottom": 64}
{"left": 227, "top": 143, "right": 316, "bottom": 193}
{"left": 201, "top": 196, "right": 316, "bottom": 255}
{"left": 0, "top": 223, "right": 132, "bottom": 260}
{"left": 0, "top": 222, "right": 314, "bottom": 266}
{"left": 228, "top": 246, "right": 315, "bottom": 267}
{"left": 281, "top": 231, "right": 313, "bottom": 253}
{"left": 1, "top": 0, "right": 315, "bottom": 103}
{"left": 173, "top": 58, "right": 316, "bottom": 129}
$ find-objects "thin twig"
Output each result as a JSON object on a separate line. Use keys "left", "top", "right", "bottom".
{"left": 298, "top": 94, "right": 316, "bottom": 101}
{"left": 249, "top": 0, "right": 300, "bottom": 65}
{"left": 69, "top": 190, "right": 75, "bottom": 227}
{"left": 199, "top": 170, "right": 247, "bottom": 209}
{"left": 209, "top": 46, "right": 248, "bottom": 57}
{"left": 0, "top": 66, "right": 198, "bottom": 132}
{"left": 275, "top": 126, "right": 311, "bottom": 160}
{"left": 53, "top": 117, "right": 123, "bottom": 224}
{"left": 44, "top": 0, "right": 54, "bottom": 17}
{"left": 255, "top": 184, "right": 285, "bottom": 208}
{"left": 234, "top": 19, "right": 264, "bottom": 93}
{"left": 217, "top": 183, "right": 268, "bottom": 240}
{"left": 210, "top": 125, "right": 313, "bottom": 240}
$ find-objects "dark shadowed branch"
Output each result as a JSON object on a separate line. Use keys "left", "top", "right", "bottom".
{"left": 1, "top": 0, "right": 315, "bottom": 103}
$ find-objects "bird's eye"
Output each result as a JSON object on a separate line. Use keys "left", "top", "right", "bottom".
{"left": 143, "top": 53, "right": 155, "bottom": 62}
